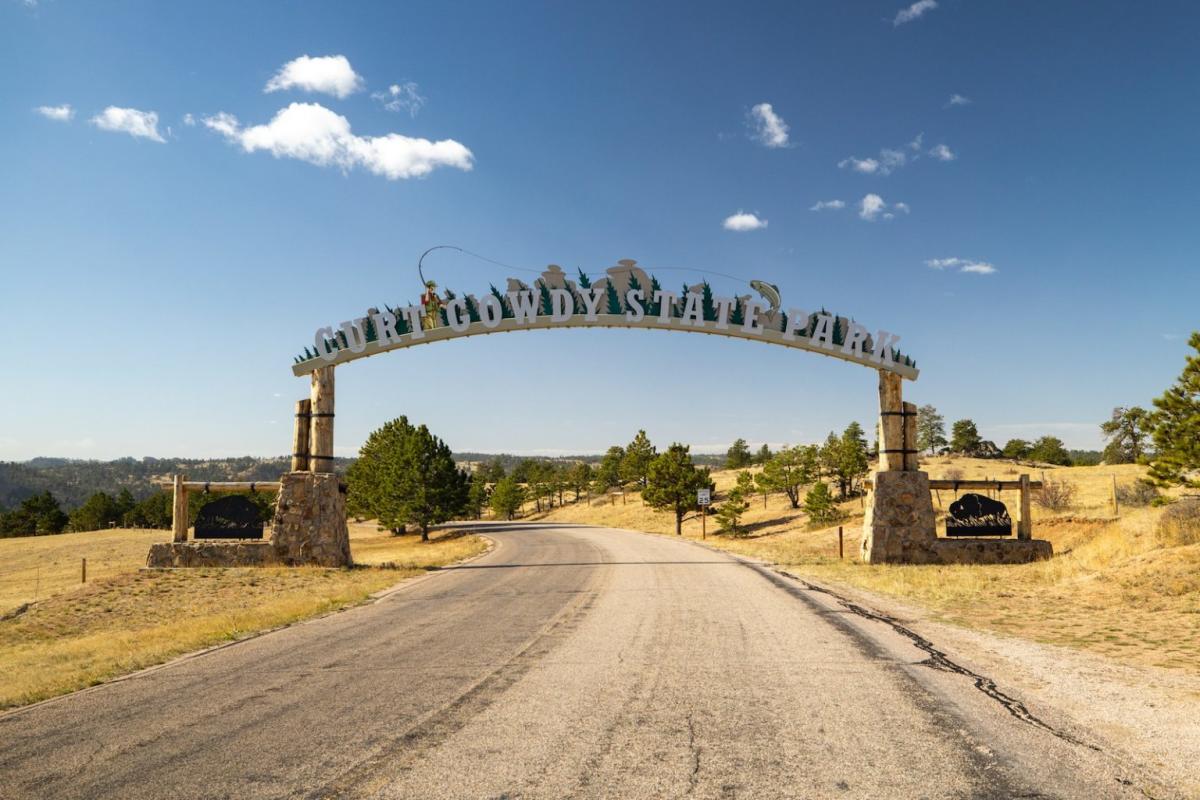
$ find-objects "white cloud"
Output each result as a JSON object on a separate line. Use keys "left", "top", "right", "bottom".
{"left": 947, "top": 94, "right": 971, "bottom": 107}
{"left": 894, "top": 202, "right": 910, "bottom": 213}
{"left": 90, "top": 107, "right": 166, "bottom": 142}
{"left": 372, "top": 82, "right": 426, "bottom": 116}
{"left": 859, "top": 194, "right": 886, "bottom": 221}
{"left": 929, "top": 143, "right": 956, "bottom": 161}
{"left": 182, "top": 113, "right": 196, "bottom": 126}
{"left": 960, "top": 261, "right": 996, "bottom": 274}
{"left": 926, "top": 257, "right": 996, "bottom": 274}
{"left": 809, "top": 199, "right": 845, "bottom": 211}
{"left": 839, "top": 156, "right": 880, "bottom": 174}
{"left": 203, "top": 102, "right": 473, "bottom": 180}
{"left": 264, "top": 55, "right": 364, "bottom": 99}
{"left": 722, "top": 211, "right": 768, "bottom": 231}
{"left": 909, "top": 132, "right": 924, "bottom": 150}
{"left": 748, "top": 103, "right": 790, "bottom": 148}
{"left": 35, "top": 104, "right": 73, "bottom": 122}
{"left": 894, "top": 0, "right": 938, "bottom": 26}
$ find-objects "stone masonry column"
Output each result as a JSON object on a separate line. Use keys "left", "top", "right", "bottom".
{"left": 861, "top": 370, "right": 938, "bottom": 563}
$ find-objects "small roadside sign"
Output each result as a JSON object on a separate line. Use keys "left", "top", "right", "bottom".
{"left": 697, "top": 488, "right": 711, "bottom": 506}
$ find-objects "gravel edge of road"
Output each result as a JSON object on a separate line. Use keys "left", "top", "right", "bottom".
{"left": 0, "top": 532, "right": 498, "bottom": 722}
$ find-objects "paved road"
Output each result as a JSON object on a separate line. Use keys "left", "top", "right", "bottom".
{"left": 0, "top": 524, "right": 1161, "bottom": 799}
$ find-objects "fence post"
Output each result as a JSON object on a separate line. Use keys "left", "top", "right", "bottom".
{"left": 172, "top": 473, "right": 189, "bottom": 543}
{"left": 1018, "top": 474, "right": 1032, "bottom": 540}
{"left": 81, "top": 557, "right": 87, "bottom": 584}
{"left": 838, "top": 526, "right": 844, "bottom": 559}
{"left": 1111, "top": 474, "right": 1119, "bottom": 517}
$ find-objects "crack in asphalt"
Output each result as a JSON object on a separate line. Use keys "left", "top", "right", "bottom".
{"left": 684, "top": 709, "right": 701, "bottom": 796}
{"left": 775, "top": 569, "right": 1102, "bottom": 753}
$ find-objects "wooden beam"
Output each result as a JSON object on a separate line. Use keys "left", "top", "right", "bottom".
{"left": 1018, "top": 473, "right": 1032, "bottom": 540}
{"left": 310, "top": 366, "right": 335, "bottom": 474}
{"left": 171, "top": 474, "right": 188, "bottom": 543}
{"left": 902, "top": 401, "right": 919, "bottom": 471}
{"left": 154, "top": 481, "right": 281, "bottom": 492}
{"left": 865, "top": 478, "right": 1043, "bottom": 491}
{"left": 292, "top": 398, "right": 311, "bottom": 472}
{"left": 878, "top": 371, "right": 905, "bottom": 472}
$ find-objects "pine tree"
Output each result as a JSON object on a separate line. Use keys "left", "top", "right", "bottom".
{"left": 1100, "top": 407, "right": 1152, "bottom": 464}
{"left": 701, "top": 282, "right": 716, "bottom": 321}
{"left": 1149, "top": 333, "right": 1200, "bottom": 484}
{"left": 725, "top": 438, "right": 753, "bottom": 469}
{"left": 626, "top": 274, "right": 643, "bottom": 313}
{"left": 620, "top": 430, "right": 657, "bottom": 488}
{"left": 593, "top": 446, "right": 626, "bottom": 492}
{"left": 577, "top": 269, "right": 592, "bottom": 289}
{"left": 715, "top": 480, "right": 750, "bottom": 537}
{"left": 604, "top": 282, "right": 622, "bottom": 315}
{"left": 465, "top": 295, "right": 482, "bottom": 322}
{"left": 644, "top": 444, "right": 711, "bottom": 535}
{"left": 803, "top": 481, "right": 841, "bottom": 525}
{"left": 730, "top": 296, "right": 744, "bottom": 326}
{"left": 949, "top": 419, "right": 983, "bottom": 455}
{"left": 647, "top": 276, "right": 663, "bottom": 316}
{"left": 916, "top": 405, "right": 948, "bottom": 455}
{"left": 758, "top": 444, "right": 819, "bottom": 508}
{"left": 489, "top": 477, "right": 526, "bottom": 520}
{"left": 538, "top": 282, "right": 554, "bottom": 316}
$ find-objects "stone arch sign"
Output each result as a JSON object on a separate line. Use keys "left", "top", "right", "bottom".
{"left": 291, "top": 261, "right": 919, "bottom": 379}
{"left": 263, "top": 258, "right": 1048, "bottom": 569}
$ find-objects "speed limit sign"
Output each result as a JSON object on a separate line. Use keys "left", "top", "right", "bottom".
{"left": 697, "top": 488, "right": 711, "bottom": 506}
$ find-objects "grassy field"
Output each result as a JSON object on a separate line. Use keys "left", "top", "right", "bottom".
{"left": 0, "top": 523, "right": 487, "bottom": 709}
{"left": 537, "top": 457, "right": 1200, "bottom": 674}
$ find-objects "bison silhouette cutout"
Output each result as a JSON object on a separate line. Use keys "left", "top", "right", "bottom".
{"left": 946, "top": 492, "right": 1013, "bottom": 537}
{"left": 193, "top": 495, "right": 265, "bottom": 540}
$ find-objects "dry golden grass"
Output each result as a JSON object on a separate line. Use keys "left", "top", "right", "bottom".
{"left": 0, "top": 525, "right": 487, "bottom": 709}
{"left": 538, "top": 457, "right": 1200, "bottom": 673}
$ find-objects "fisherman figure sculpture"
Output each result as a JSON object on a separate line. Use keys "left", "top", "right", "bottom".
{"left": 421, "top": 280, "right": 442, "bottom": 329}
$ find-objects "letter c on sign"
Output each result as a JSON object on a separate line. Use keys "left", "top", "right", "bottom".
{"left": 314, "top": 326, "right": 337, "bottom": 361}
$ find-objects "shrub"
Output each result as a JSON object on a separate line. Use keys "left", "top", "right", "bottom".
{"left": 804, "top": 482, "right": 843, "bottom": 527}
{"left": 1156, "top": 500, "right": 1200, "bottom": 547}
{"left": 942, "top": 467, "right": 965, "bottom": 482}
{"left": 1035, "top": 478, "right": 1075, "bottom": 511}
{"left": 1115, "top": 481, "right": 1158, "bottom": 508}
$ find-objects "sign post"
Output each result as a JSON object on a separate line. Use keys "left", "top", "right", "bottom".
{"left": 697, "top": 488, "right": 711, "bottom": 539}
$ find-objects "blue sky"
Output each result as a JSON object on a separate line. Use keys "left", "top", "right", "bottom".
{"left": 2, "top": 0, "right": 1198, "bottom": 461}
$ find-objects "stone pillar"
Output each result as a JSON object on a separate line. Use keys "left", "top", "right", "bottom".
{"left": 310, "top": 367, "right": 335, "bottom": 474}
{"left": 862, "top": 370, "right": 938, "bottom": 564}
{"left": 271, "top": 471, "right": 352, "bottom": 567}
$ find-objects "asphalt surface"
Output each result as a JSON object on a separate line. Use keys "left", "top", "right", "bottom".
{"left": 0, "top": 523, "right": 1161, "bottom": 799}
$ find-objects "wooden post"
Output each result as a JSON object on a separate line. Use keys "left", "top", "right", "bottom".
{"left": 81, "top": 558, "right": 86, "bottom": 584}
{"left": 701, "top": 505, "right": 706, "bottom": 539}
{"left": 171, "top": 473, "right": 188, "bottom": 543}
{"left": 878, "top": 371, "right": 905, "bottom": 472}
{"left": 902, "top": 401, "right": 919, "bottom": 471}
{"left": 838, "top": 526, "right": 844, "bottom": 559}
{"left": 1018, "top": 474, "right": 1032, "bottom": 540}
{"left": 1111, "top": 474, "right": 1119, "bottom": 517}
{"left": 291, "top": 398, "right": 311, "bottom": 472}
{"left": 310, "top": 367, "right": 335, "bottom": 474}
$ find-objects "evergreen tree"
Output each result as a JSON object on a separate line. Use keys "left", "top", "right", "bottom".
{"left": 715, "top": 476, "right": 751, "bottom": 536}
{"left": 803, "top": 481, "right": 841, "bottom": 525}
{"left": 346, "top": 417, "right": 469, "bottom": 540}
{"left": 576, "top": 268, "right": 592, "bottom": 289}
{"left": 647, "top": 276, "right": 663, "bottom": 316}
{"left": 1148, "top": 334, "right": 1200, "bottom": 486}
{"left": 604, "top": 282, "right": 622, "bottom": 315}
{"left": 69, "top": 491, "right": 123, "bottom": 532}
{"left": 567, "top": 462, "right": 593, "bottom": 501}
{"left": 593, "top": 446, "right": 626, "bottom": 492}
{"left": 620, "top": 430, "right": 657, "bottom": 488}
{"left": 725, "top": 438, "right": 753, "bottom": 469}
{"left": 754, "top": 443, "right": 772, "bottom": 464}
{"left": 701, "top": 282, "right": 716, "bottom": 321}
{"left": 538, "top": 282, "right": 554, "bottom": 316}
{"left": 1100, "top": 406, "right": 1152, "bottom": 464}
{"left": 0, "top": 491, "right": 68, "bottom": 536}
{"left": 757, "top": 445, "right": 819, "bottom": 508}
{"left": 1028, "top": 436, "right": 1073, "bottom": 466}
{"left": 916, "top": 405, "right": 947, "bottom": 455}
{"left": 489, "top": 477, "right": 526, "bottom": 520}
{"left": 465, "top": 474, "right": 490, "bottom": 520}
{"left": 123, "top": 491, "right": 172, "bottom": 529}
{"left": 949, "top": 419, "right": 983, "bottom": 455}
{"left": 626, "top": 274, "right": 643, "bottom": 313}
{"left": 730, "top": 296, "right": 744, "bottom": 327}
{"left": 819, "top": 424, "right": 870, "bottom": 499}
{"left": 644, "top": 444, "right": 711, "bottom": 535}
{"left": 1002, "top": 439, "right": 1032, "bottom": 460}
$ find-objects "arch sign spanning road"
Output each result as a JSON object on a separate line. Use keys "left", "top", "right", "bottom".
{"left": 291, "top": 260, "right": 919, "bottom": 380}
{"left": 148, "top": 257, "right": 1049, "bottom": 570}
